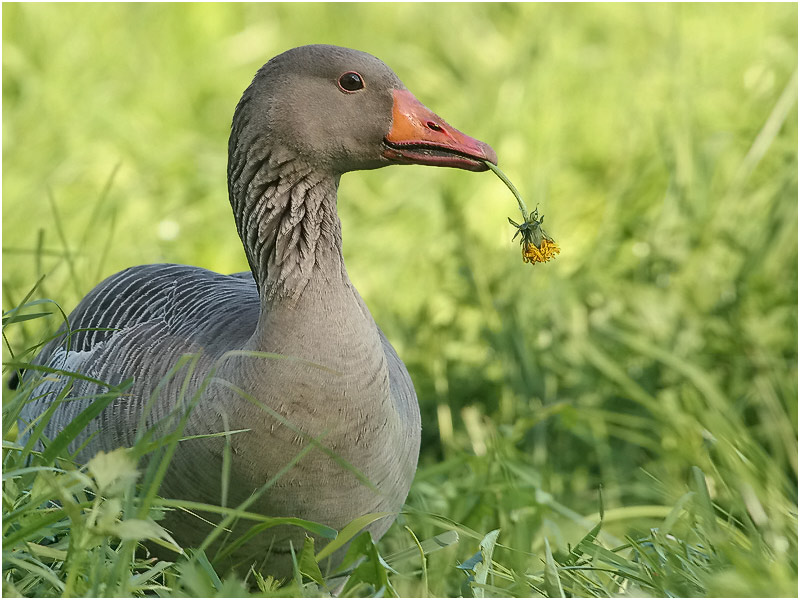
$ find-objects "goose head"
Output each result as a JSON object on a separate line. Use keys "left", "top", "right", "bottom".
{"left": 229, "top": 44, "right": 497, "bottom": 176}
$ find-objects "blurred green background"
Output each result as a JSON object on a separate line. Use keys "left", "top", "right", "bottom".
{"left": 3, "top": 3, "right": 797, "bottom": 596}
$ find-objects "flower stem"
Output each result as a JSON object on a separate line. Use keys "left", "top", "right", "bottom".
{"left": 485, "top": 161, "right": 529, "bottom": 221}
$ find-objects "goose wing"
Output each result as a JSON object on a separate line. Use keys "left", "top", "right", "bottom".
{"left": 18, "top": 263, "right": 260, "bottom": 455}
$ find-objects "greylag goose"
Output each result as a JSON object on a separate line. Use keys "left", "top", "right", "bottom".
{"left": 19, "top": 44, "right": 497, "bottom": 577}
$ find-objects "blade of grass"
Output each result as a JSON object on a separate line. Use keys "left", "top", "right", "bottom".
{"left": 543, "top": 537, "right": 565, "bottom": 598}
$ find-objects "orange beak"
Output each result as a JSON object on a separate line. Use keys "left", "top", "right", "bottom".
{"left": 382, "top": 89, "right": 497, "bottom": 172}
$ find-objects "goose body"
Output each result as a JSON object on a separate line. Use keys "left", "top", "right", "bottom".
{"left": 19, "top": 45, "right": 496, "bottom": 576}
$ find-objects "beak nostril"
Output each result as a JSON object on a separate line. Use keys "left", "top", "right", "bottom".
{"left": 426, "top": 121, "right": 444, "bottom": 133}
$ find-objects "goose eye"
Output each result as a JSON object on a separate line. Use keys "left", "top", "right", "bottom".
{"left": 338, "top": 71, "right": 365, "bottom": 93}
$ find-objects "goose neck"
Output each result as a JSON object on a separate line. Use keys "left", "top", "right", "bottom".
{"left": 228, "top": 147, "right": 347, "bottom": 303}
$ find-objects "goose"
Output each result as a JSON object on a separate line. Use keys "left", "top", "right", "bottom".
{"left": 18, "top": 44, "right": 497, "bottom": 577}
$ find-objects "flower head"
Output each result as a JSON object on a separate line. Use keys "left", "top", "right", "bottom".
{"left": 485, "top": 161, "right": 560, "bottom": 266}
{"left": 508, "top": 207, "right": 559, "bottom": 265}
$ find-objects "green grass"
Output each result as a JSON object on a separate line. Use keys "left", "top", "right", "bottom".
{"left": 3, "top": 3, "right": 797, "bottom": 597}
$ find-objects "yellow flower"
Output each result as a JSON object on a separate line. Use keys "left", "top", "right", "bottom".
{"left": 484, "top": 161, "right": 561, "bottom": 267}
{"left": 522, "top": 238, "right": 560, "bottom": 264}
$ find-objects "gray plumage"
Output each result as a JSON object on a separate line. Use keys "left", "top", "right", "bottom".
{"left": 19, "top": 44, "right": 495, "bottom": 577}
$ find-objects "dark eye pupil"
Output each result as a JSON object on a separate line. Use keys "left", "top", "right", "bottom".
{"left": 339, "top": 72, "right": 364, "bottom": 91}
